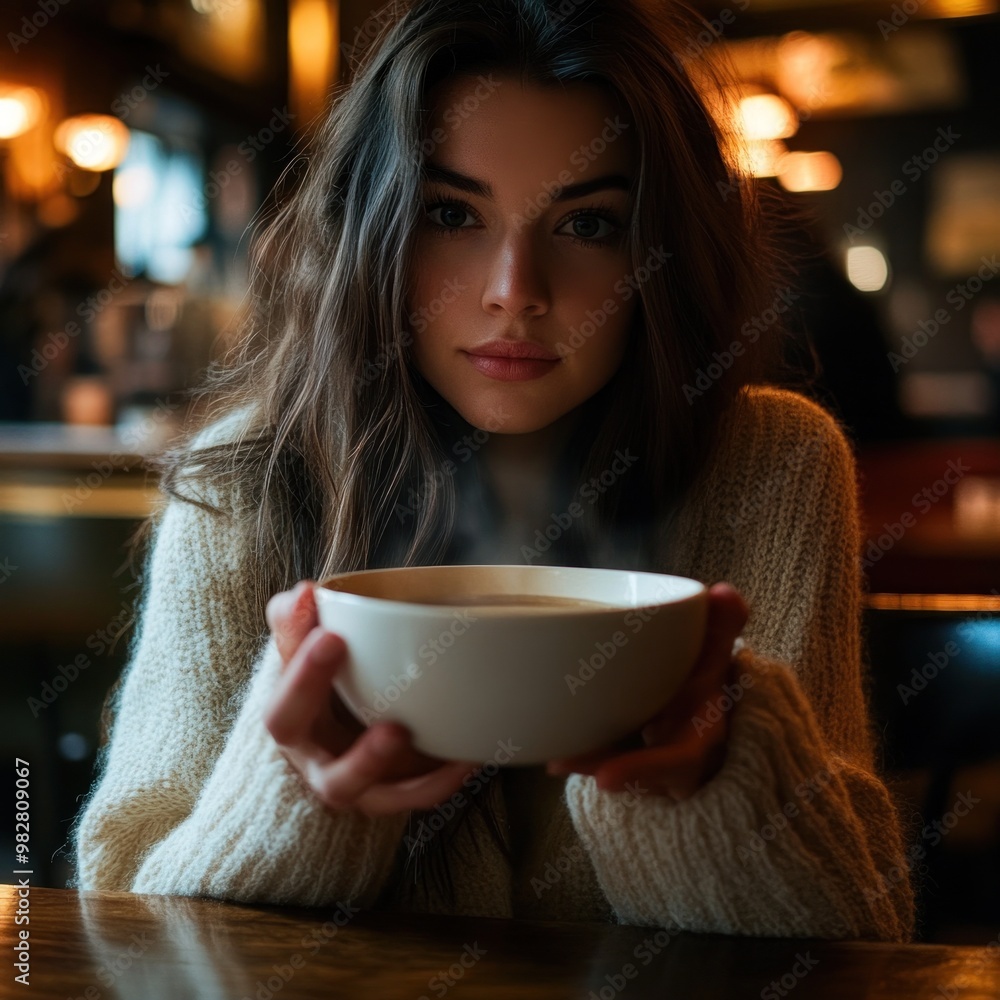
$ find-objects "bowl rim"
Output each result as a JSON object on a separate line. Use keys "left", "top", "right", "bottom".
{"left": 314, "top": 563, "right": 707, "bottom": 618}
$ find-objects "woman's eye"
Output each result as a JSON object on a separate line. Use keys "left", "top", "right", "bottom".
{"left": 425, "top": 203, "right": 476, "bottom": 230}
{"left": 423, "top": 199, "right": 623, "bottom": 246}
{"left": 558, "top": 214, "right": 619, "bottom": 243}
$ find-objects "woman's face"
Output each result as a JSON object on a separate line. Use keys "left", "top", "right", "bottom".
{"left": 407, "top": 73, "right": 639, "bottom": 436}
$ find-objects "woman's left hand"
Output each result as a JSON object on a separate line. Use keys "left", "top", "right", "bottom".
{"left": 545, "top": 582, "right": 750, "bottom": 800}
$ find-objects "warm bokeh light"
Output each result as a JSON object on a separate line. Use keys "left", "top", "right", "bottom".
{"left": 182, "top": 0, "right": 263, "bottom": 82}
{"left": 0, "top": 86, "right": 44, "bottom": 140}
{"left": 954, "top": 476, "right": 1000, "bottom": 538}
{"left": 737, "top": 93, "right": 798, "bottom": 141}
{"left": 289, "top": 0, "right": 338, "bottom": 123}
{"left": 736, "top": 139, "right": 787, "bottom": 178}
{"left": 37, "top": 193, "right": 79, "bottom": 227}
{"left": 777, "top": 151, "right": 843, "bottom": 192}
{"left": 846, "top": 245, "right": 889, "bottom": 292}
{"left": 926, "top": 0, "right": 998, "bottom": 16}
{"left": 775, "top": 31, "right": 845, "bottom": 113}
{"left": 54, "top": 114, "right": 130, "bottom": 172}
{"left": 112, "top": 164, "right": 156, "bottom": 208}
{"left": 190, "top": 0, "right": 241, "bottom": 11}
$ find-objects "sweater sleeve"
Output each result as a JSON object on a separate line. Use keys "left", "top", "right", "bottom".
{"left": 562, "top": 388, "right": 915, "bottom": 941}
{"left": 68, "top": 415, "right": 408, "bottom": 908}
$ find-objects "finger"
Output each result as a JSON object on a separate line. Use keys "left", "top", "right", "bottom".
{"left": 267, "top": 581, "right": 319, "bottom": 664}
{"left": 601, "top": 702, "right": 733, "bottom": 791}
{"left": 640, "top": 584, "right": 748, "bottom": 744}
{"left": 265, "top": 582, "right": 302, "bottom": 635}
{"left": 701, "top": 582, "right": 749, "bottom": 666}
{"left": 264, "top": 627, "right": 347, "bottom": 746}
{"left": 344, "top": 720, "right": 452, "bottom": 782}
{"left": 352, "top": 759, "right": 483, "bottom": 817}
{"left": 311, "top": 723, "right": 478, "bottom": 813}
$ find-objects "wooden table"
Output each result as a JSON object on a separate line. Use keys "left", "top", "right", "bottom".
{"left": 5, "top": 886, "right": 1000, "bottom": 999}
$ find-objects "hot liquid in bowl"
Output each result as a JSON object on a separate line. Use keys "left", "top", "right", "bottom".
{"left": 410, "top": 593, "right": 615, "bottom": 613}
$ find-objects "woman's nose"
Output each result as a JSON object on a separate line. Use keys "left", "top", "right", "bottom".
{"left": 481, "top": 230, "right": 551, "bottom": 318}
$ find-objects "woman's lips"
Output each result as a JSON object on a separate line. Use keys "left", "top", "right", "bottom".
{"left": 464, "top": 353, "right": 560, "bottom": 381}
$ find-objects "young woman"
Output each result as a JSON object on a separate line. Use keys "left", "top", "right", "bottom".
{"left": 69, "top": 0, "right": 915, "bottom": 940}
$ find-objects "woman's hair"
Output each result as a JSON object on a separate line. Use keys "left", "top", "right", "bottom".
{"left": 123, "top": 0, "right": 811, "bottom": 911}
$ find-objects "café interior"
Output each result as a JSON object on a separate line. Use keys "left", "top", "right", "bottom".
{"left": 1, "top": 0, "right": 999, "bottom": 992}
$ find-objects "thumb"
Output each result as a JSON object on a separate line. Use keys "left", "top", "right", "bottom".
{"left": 640, "top": 583, "right": 749, "bottom": 745}
{"left": 702, "top": 582, "right": 750, "bottom": 665}
{"left": 267, "top": 581, "right": 319, "bottom": 664}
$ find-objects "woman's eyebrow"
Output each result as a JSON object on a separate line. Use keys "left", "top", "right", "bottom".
{"left": 421, "top": 163, "right": 633, "bottom": 201}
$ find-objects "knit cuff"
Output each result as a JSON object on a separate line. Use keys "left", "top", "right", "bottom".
{"left": 563, "top": 649, "right": 913, "bottom": 939}
{"left": 130, "top": 638, "right": 409, "bottom": 908}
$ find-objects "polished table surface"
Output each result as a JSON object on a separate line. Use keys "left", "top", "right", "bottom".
{"left": 4, "top": 886, "right": 1000, "bottom": 999}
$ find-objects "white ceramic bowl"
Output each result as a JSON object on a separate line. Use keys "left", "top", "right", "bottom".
{"left": 314, "top": 564, "right": 708, "bottom": 765}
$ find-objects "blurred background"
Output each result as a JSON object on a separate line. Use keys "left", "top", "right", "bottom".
{"left": 0, "top": 0, "right": 998, "bottom": 945}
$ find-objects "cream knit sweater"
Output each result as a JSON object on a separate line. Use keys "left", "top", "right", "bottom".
{"left": 68, "top": 386, "right": 915, "bottom": 941}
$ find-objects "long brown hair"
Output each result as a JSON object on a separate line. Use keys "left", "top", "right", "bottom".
{"left": 122, "top": 0, "right": 806, "bottom": 909}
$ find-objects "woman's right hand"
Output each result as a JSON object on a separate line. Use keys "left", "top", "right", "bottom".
{"left": 263, "top": 580, "right": 481, "bottom": 818}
